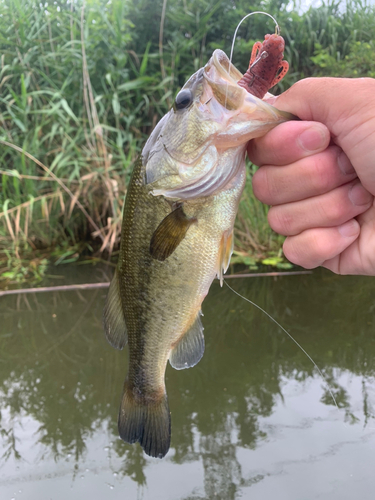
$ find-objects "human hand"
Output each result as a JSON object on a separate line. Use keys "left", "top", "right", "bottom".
{"left": 247, "top": 77, "right": 375, "bottom": 275}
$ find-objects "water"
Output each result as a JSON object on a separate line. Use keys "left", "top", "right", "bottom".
{"left": 1, "top": 266, "right": 375, "bottom": 499}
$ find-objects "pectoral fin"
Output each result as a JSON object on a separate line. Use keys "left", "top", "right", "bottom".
{"left": 103, "top": 268, "right": 127, "bottom": 349}
{"left": 216, "top": 229, "right": 234, "bottom": 287}
{"left": 150, "top": 205, "right": 196, "bottom": 261}
{"left": 169, "top": 311, "right": 205, "bottom": 370}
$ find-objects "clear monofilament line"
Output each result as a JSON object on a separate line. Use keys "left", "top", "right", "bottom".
{"left": 223, "top": 280, "right": 340, "bottom": 412}
{"left": 225, "top": 11, "right": 279, "bottom": 108}
{"left": 229, "top": 11, "right": 279, "bottom": 67}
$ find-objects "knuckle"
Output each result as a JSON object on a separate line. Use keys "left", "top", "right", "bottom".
{"left": 252, "top": 168, "right": 268, "bottom": 201}
{"left": 268, "top": 207, "right": 294, "bottom": 235}
{"left": 309, "top": 155, "right": 332, "bottom": 194}
{"left": 310, "top": 232, "right": 336, "bottom": 260}
{"left": 283, "top": 233, "right": 321, "bottom": 269}
{"left": 283, "top": 237, "right": 313, "bottom": 268}
{"left": 253, "top": 167, "right": 277, "bottom": 204}
{"left": 284, "top": 229, "right": 340, "bottom": 270}
{"left": 322, "top": 197, "right": 344, "bottom": 223}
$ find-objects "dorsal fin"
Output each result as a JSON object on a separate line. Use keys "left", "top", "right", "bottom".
{"left": 103, "top": 268, "right": 127, "bottom": 349}
{"left": 169, "top": 311, "right": 205, "bottom": 370}
{"left": 150, "top": 205, "right": 196, "bottom": 261}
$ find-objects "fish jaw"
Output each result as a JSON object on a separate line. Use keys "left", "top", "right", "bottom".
{"left": 208, "top": 91, "right": 296, "bottom": 148}
{"left": 203, "top": 48, "right": 296, "bottom": 147}
{"left": 146, "top": 50, "right": 296, "bottom": 202}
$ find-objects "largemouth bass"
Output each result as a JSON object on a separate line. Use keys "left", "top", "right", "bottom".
{"left": 104, "top": 44, "right": 294, "bottom": 458}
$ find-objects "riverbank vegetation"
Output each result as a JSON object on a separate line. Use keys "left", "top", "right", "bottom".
{"left": 1, "top": 0, "right": 374, "bottom": 286}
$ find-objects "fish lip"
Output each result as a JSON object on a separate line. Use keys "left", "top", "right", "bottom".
{"left": 202, "top": 49, "right": 248, "bottom": 111}
{"left": 204, "top": 49, "right": 244, "bottom": 85}
{"left": 202, "top": 50, "right": 278, "bottom": 114}
{"left": 203, "top": 49, "right": 298, "bottom": 121}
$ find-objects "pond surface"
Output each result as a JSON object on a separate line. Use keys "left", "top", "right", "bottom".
{"left": 1, "top": 266, "right": 375, "bottom": 500}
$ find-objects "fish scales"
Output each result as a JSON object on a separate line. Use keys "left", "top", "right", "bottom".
{"left": 104, "top": 46, "right": 295, "bottom": 458}
{"left": 116, "top": 154, "right": 245, "bottom": 457}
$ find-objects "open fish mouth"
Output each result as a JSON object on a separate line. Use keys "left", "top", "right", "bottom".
{"left": 203, "top": 48, "right": 277, "bottom": 114}
{"left": 203, "top": 49, "right": 296, "bottom": 121}
{"left": 203, "top": 49, "right": 247, "bottom": 111}
{"left": 206, "top": 49, "right": 244, "bottom": 85}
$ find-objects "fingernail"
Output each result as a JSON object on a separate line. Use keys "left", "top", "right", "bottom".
{"left": 338, "top": 220, "right": 359, "bottom": 238}
{"left": 349, "top": 182, "right": 373, "bottom": 206}
{"left": 337, "top": 151, "right": 354, "bottom": 175}
{"left": 297, "top": 125, "right": 327, "bottom": 152}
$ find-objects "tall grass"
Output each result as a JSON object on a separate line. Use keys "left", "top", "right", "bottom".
{"left": 1, "top": 0, "right": 374, "bottom": 284}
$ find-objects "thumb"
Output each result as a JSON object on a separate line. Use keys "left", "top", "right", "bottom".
{"left": 270, "top": 77, "right": 375, "bottom": 193}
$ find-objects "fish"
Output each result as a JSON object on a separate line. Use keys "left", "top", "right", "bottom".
{"left": 103, "top": 41, "right": 294, "bottom": 459}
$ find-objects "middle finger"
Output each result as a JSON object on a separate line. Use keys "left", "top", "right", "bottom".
{"left": 267, "top": 179, "right": 373, "bottom": 236}
{"left": 252, "top": 146, "right": 357, "bottom": 206}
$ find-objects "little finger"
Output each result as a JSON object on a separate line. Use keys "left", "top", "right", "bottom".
{"left": 282, "top": 220, "right": 360, "bottom": 269}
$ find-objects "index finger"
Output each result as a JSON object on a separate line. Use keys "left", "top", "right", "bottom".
{"left": 247, "top": 120, "right": 330, "bottom": 167}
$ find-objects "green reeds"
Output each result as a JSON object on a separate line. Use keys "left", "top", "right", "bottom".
{"left": 1, "top": 0, "right": 374, "bottom": 284}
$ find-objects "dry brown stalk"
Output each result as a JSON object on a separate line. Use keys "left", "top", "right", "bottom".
{"left": 0, "top": 271, "right": 313, "bottom": 297}
{"left": 0, "top": 282, "right": 110, "bottom": 297}
{"left": 80, "top": 5, "right": 118, "bottom": 253}
{"left": 0, "top": 170, "right": 80, "bottom": 183}
{"left": 24, "top": 205, "right": 29, "bottom": 241}
{"left": 4, "top": 207, "right": 15, "bottom": 241}
{"left": 0, "top": 140, "right": 102, "bottom": 237}
{"left": 0, "top": 192, "right": 60, "bottom": 218}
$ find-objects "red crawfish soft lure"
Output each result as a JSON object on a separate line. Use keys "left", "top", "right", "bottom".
{"left": 237, "top": 32, "right": 289, "bottom": 99}
{"left": 229, "top": 12, "right": 289, "bottom": 99}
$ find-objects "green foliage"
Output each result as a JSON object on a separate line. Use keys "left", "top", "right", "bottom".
{"left": 0, "top": 0, "right": 374, "bottom": 284}
{"left": 234, "top": 163, "right": 286, "bottom": 266}
{"left": 0, "top": 251, "right": 48, "bottom": 284}
{"left": 311, "top": 40, "right": 375, "bottom": 77}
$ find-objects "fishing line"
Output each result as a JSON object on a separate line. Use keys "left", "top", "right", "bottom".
{"left": 224, "top": 11, "right": 280, "bottom": 108}
{"left": 223, "top": 279, "right": 340, "bottom": 412}
{"left": 229, "top": 12, "right": 279, "bottom": 68}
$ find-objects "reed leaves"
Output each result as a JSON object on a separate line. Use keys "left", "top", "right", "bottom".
{"left": 1, "top": 0, "right": 374, "bottom": 283}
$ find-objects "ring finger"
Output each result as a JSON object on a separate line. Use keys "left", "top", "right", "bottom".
{"left": 252, "top": 146, "right": 357, "bottom": 206}
{"left": 268, "top": 179, "right": 373, "bottom": 236}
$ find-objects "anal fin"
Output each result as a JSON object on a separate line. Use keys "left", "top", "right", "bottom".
{"left": 103, "top": 268, "right": 127, "bottom": 349}
{"left": 216, "top": 229, "right": 234, "bottom": 287}
{"left": 169, "top": 311, "right": 205, "bottom": 370}
{"left": 150, "top": 205, "right": 196, "bottom": 261}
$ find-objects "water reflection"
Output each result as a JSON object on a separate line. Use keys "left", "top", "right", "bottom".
{"left": 0, "top": 268, "right": 375, "bottom": 499}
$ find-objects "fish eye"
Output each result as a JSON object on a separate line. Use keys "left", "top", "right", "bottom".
{"left": 174, "top": 89, "right": 193, "bottom": 110}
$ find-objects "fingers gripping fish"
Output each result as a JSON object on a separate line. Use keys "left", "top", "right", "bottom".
{"left": 103, "top": 43, "right": 293, "bottom": 458}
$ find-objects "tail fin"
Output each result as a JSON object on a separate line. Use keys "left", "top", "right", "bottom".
{"left": 118, "top": 382, "right": 171, "bottom": 459}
